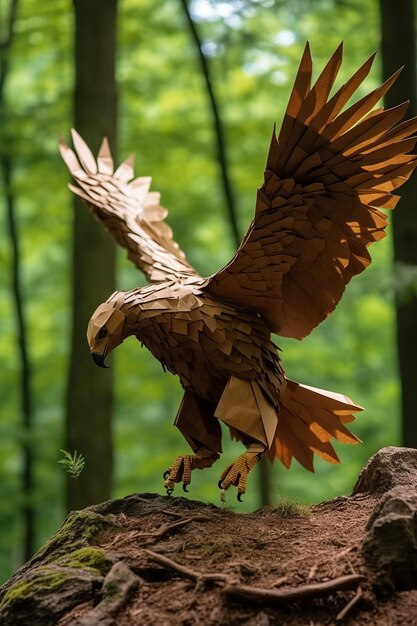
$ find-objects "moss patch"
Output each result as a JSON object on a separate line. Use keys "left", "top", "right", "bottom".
{"left": 0, "top": 567, "right": 69, "bottom": 610}
{"left": 58, "top": 547, "right": 111, "bottom": 576}
{"left": 33, "top": 509, "right": 119, "bottom": 566}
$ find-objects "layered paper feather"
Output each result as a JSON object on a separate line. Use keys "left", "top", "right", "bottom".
{"left": 203, "top": 43, "right": 417, "bottom": 338}
{"left": 60, "top": 44, "right": 416, "bottom": 478}
{"left": 59, "top": 130, "right": 198, "bottom": 284}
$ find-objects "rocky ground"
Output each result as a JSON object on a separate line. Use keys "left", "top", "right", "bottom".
{"left": 1, "top": 447, "right": 417, "bottom": 625}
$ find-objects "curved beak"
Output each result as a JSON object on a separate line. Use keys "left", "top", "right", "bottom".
{"left": 91, "top": 352, "right": 110, "bottom": 369}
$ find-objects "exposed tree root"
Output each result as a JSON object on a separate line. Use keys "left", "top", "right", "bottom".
{"left": 144, "top": 549, "right": 231, "bottom": 584}
{"left": 223, "top": 575, "right": 366, "bottom": 605}
{"left": 145, "top": 548, "right": 366, "bottom": 607}
{"left": 139, "top": 518, "right": 193, "bottom": 542}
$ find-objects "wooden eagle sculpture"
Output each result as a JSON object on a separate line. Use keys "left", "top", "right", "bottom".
{"left": 60, "top": 44, "right": 417, "bottom": 500}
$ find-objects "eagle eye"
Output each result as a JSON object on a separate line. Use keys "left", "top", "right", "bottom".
{"left": 96, "top": 327, "right": 108, "bottom": 340}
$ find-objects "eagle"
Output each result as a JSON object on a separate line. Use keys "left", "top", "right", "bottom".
{"left": 60, "top": 44, "right": 417, "bottom": 500}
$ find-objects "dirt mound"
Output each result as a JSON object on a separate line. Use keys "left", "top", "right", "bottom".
{"left": 2, "top": 447, "right": 417, "bottom": 625}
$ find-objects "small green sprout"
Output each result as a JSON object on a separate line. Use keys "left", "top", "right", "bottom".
{"left": 59, "top": 449, "right": 85, "bottom": 479}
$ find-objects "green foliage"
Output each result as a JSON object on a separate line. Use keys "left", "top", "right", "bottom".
{"left": 0, "top": 0, "right": 404, "bottom": 585}
{"left": 58, "top": 450, "right": 85, "bottom": 480}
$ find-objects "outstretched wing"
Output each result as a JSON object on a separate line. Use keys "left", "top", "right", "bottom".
{"left": 60, "top": 130, "right": 199, "bottom": 284}
{"left": 203, "top": 43, "right": 417, "bottom": 339}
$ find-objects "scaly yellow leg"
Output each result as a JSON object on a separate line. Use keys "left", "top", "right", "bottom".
{"left": 164, "top": 447, "right": 219, "bottom": 494}
{"left": 219, "top": 443, "right": 266, "bottom": 501}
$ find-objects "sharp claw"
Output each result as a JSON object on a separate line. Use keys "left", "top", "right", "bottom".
{"left": 166, "top": 488, "right": 173, "bottom": 497}
{"left": 237, "top": 492, "right": 244, "bottom": 502}
{"left": 163, "top": 470, "right": 170, "bottom": 480}
{"left": 183, "top": 484, "right": 189, "bottom": 492}
{"left": 218, "top": 480, "right": 224, "bottom": 489}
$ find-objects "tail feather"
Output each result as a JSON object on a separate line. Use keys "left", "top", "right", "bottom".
{"left": 273, "top": 419, "right": 315, "bottom": 472}
{"left": 286, "top": 412, "right": 341, "bottom": 463}
{"left": 269, "top": 378, "right": 362, "bottom": 471}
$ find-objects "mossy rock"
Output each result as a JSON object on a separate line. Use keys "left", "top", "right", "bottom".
{"left": 0, "top": 565, "right": 102, "bottom": 626}
{"left": 36, "top": 508, "right": 120, "bottom": 566}
{"left": 0, "top": 566, "right": 70, "bottom": 608}
{"left": 0, "top": 507, "right": 120, "bottom": 626}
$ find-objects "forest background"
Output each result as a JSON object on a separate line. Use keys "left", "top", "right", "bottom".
{"left": 1, "top": 0, "right": 416, "bottom": 584}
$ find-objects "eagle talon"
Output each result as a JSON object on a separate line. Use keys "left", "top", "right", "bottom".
{"left": 163, "top": 450, "right": 219, "bottom": 495}
{"left": 219, "top": 451, "right": 261, "bottom": 498}
{"left": 218, "top": 479, "right": 224, "bottom": 489}
{"left": 166, "top": 488, "right": 174, "bottom": 496}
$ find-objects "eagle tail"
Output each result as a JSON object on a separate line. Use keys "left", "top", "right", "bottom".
{"left": 268, "top": 378, "right": 362, "bottom": 472}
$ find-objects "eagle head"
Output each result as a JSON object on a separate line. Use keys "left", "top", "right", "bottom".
{"left": 87, "top": 292, "right": 127, "bottom": 368}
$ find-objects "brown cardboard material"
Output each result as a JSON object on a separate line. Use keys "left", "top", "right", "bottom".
{"left": 60, "top": 44, "right": 417, "bottom": 497}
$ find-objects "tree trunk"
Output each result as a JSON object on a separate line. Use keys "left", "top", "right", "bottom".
{"left": 0, "top": 0, "right": 35, "bottom": 561}
{"left": 65, "top": 0, "right": 118, "bottom": 509}
{"left": 379, "top": 0, "right": 417, "bottom": 447}
{"left": 1, "top": 155, "right": 35, "bottom": 560}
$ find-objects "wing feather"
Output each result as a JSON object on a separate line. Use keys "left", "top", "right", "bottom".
{"left": 203, "top": 44, "right": 417, "bottom": 338}
{"left": 60, "top": 131, "right": 198, "bottom": 284}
